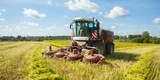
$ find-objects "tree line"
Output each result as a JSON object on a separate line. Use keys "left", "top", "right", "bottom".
{"left": 114, "top": 31, "right": 160, "bottom": 44}
{"left": 0, "top": 35, "right": 70, "bottom": 41}
{"left": 1, "top": 31, "right": 160, "bottom": 44}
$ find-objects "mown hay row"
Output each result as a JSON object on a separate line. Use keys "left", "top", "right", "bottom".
{"left": 125, "top": 47, "right": 160, "bottom": 80}
{"left": 0, "top": 43, "right": 37, "bottom": 80}
{"left": 27, "top": 45, "right": 61, "bottom": 80}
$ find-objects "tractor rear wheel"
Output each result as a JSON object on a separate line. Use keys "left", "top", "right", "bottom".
{"left": 95, "top": 42, "right": 106, "bottom": 56}
{"left": 106, "top": 43, "right": 114, "bottom": 54}
{"left": 88, "top": 41, "right": 106, "bottom": 55}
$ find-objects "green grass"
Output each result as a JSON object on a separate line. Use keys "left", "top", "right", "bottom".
{"left": 0, "top": 42, "right": 27, "bottom": 50}
{"left": 114, "top": 42, "right": 159, "bottom": 48}
{"left": 0, "top": 42, "right": 37, "bottom": 80}
{"left": 43, "top": 41, "right": 160, "bottom": 80}
{"left": 0, "top": 41, "right": 160, "bottom": 80}
{"left": 0, "top": 41, "right": 16, "bottom": 46}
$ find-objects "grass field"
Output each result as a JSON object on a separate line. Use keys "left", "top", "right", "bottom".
{"left": 0, "top": 41, "right": 160, "bottom": 80}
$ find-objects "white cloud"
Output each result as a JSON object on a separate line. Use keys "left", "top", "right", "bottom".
{"left": 64, "top": 24, "right": 69, "bottom": 27}
{"left": 38, "top": 26, "right": 55, "bottom": 32}
{"left": 0, "top": 25, "right": 12, "bottom": 32}
{"left": 21, "top": 21, "right": 39, "bottom": 26}
{"left": 0, "top": 25, "right": 9, "bottom": 28}
{"left": 2, "top": 9, "right": 6, "bottom": 12}
{"left": 116, "top": 24, "right": 127, "bottom": 27}
{"left": 104, "top": 6, "right": 129, "bottom": 19}
{"left": 16, "top": 26, "right": 29, "bottom": 31}
{"left": 0, "top": 18, "right": 5, "bottom": 21}
{"left": 0, "top": 9, "right": 6, "bottom": 15}
{"left": 46, "top": 26, "right": 55, "bottom": 31}
{"left": 152, "top": 18, "right": 160, "bottom": 24}
{"left": 115, "top": 31, "right": 127, "bottom": 36}
{"left": 64, "top": 15, "right": 70, "bottom": 18}
{"left": 23, "top": 8, "right": 46, "bottom": 19}
{"left": 100, "top": 22, "right": 102, "bottom": 24}
{"left": 98, "top": 12, "right": 103, "bottom": 16}
{"left": 37, "top": 26, "right": 55, "bottom": 36}
{"left": 65, "top": 0, "right": 99, "bottom": 13}
{"left": 111, "top": 26, "right": 117, "bottom": 29}
{"left": 110, "top": 24, "right": 127, "bottom": 29}
{"left": 47, "top": 0, "right": 52, "bottom": 5}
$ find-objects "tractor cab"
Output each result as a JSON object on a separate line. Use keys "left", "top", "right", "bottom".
{"left": 70, "top": 17, "right": 95, "bottom": 37}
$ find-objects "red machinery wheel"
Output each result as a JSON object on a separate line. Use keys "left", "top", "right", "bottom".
{"left": 54, "top": 49, "right": 68, "bottom": 58}
{"left": 67, "top": 49, "right": 83, "bottom": 61}
{"left": 83, "top": 49, "right": 103, "bottom": 63}
{"left": 42, "top": 46, "right": 55, "bottom": 55}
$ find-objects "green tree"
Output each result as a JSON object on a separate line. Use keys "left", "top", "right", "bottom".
{"left": 141, "top": 31, "right": 150, "bottom": 43}
{"left": 124, "top": 35, "right": 127, "bottom": 42}
{"left": 114, "top": 35, "right": 119, "bottom": 39}
{"left": 131, "top": 38, "right": 142, "bottom": 43}
{"left": 16, "top": 35, "right": 21, "bottom": 41}
{"left": 20, "top": 36, "right": 27, "bottom": 41}
{"left": 142, "top": 31, "right": 149, "bottom": 38}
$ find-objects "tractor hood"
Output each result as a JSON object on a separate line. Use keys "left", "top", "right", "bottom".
{"left": 73, "top": 37, "right": 89, "bottom": 41}
{"left": 73, "top": 37, "right": 90, "bottom": 46}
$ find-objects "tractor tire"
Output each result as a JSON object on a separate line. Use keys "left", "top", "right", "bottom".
{"left": 88, "top": 41, "right": 106, "bottom": 55}
{"left": 106, "top": 43, "right": 114, "bottom": 54}
{"left": 96, "top": 42, "right": 106, "bottom": 56}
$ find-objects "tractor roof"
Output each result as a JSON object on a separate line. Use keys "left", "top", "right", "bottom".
{"left": 73, "top": 17, "right": 94, "bottom": 22}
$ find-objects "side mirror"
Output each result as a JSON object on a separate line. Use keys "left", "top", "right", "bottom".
{"left": 70, "top": 24, "right": 72, "bottom": 29}
{"left": 70, "top": 24, "right": 74, "bottom": 29}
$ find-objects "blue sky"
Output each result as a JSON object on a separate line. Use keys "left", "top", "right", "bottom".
{"left": 0, "top": 0, "right": 160, "bottom": 37}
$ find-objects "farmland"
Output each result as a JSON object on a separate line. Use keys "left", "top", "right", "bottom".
{"left": 0, "top": 41, "right": 160, "bottom": 80}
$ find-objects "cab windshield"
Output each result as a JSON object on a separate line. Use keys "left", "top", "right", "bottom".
{"left": 72, "top": 21, "right": 94, "bottom": 37}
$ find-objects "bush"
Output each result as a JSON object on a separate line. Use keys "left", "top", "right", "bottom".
{"left": 131, "top": 38, "right": 142, "bottom": 43}
{"left": 143, "top": 38, "right": 149, "bottom": 43}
